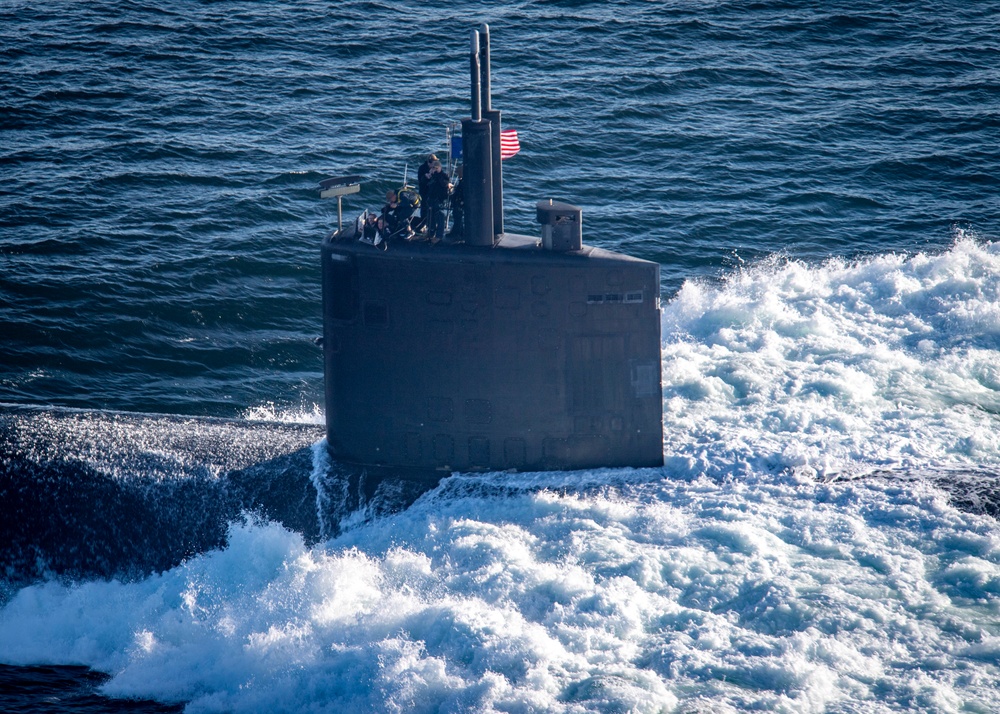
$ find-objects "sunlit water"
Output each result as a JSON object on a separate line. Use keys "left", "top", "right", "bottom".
{"left": 2, "top": 1, "right": 1000, "bottom": 712}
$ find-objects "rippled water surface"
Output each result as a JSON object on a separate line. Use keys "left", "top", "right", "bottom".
{"left": 2, "top": 2, "right": 1000, "bottom": 712}
{"left": 3, "top": 0, "right": 998, "bottom": 415}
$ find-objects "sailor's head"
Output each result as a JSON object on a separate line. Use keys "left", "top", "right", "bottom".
{"left": 431, "top": 160, "right": 442, "bottom": 172}
{"left": 427, "top": 153, "right": 438, "bottom": 163}
{"left": 386, "top": 190, "right": 398, "bottom": 204}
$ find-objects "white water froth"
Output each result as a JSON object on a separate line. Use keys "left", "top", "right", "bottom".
{"left": 1, "top": 407, "right": 323, "bottom": 482}
{"left": 2, "top": 474, "right": 1000, "bottom": 712}
{"left": 662, "top": 234, "right": 1000, "bottom": 479}
{"left": 242, "top": 401, "right": 325, "bottom": 426}
{"left": 2, "top": 240, "right": 1000, "bottom": 712}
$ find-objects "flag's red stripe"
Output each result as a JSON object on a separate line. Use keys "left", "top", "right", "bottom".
{"left": 500, "top": 129, "right": 520, "bottom": 160}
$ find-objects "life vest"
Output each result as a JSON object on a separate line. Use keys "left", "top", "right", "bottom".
{"left": 398, "top": 187, "right": 420, "bottom": 209}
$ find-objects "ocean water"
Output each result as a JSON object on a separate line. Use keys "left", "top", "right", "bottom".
{"left": 2, "top": 1, "right": 1000, "bottom": 712}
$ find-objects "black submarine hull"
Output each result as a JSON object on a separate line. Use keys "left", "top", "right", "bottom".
{"left": 322, "top": 231, "right": 663, "bottom": 474}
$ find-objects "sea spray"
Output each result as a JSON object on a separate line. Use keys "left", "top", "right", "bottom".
{"left": 309, "top": 438, "right": 339, "bottom": 541}
{"left": 3, "top": 472, "right": 1000, "bottom": 711}
{"left": 661, "top": 235, "right": 1000, "bottom": 481}
{"left": 0, "top": 408, "right": 325, "bottom": 585}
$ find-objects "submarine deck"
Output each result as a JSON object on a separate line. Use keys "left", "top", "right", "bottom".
{"left": 325, "top": 226, "right": 659, "bottom": 270}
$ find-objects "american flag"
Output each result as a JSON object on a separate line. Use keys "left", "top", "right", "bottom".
{"left": 500, "top": 129, "right": 520, "bottom": 160}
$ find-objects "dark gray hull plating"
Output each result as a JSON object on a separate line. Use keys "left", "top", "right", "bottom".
{"left": 322, "top": 231, "right": 664, "bottom": 474}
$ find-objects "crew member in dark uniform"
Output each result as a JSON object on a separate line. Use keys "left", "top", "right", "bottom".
{"left": 381, "top": 190, "right": 397, "bottom": 226}
{"left": 381, "top": 190, "right": 407, "bottom": 242}
{"left": 395, "top": 187, "right": 419, "bottom": 238}
{"left": 362, "top": 212, "right": 380, "bottom": 243}
{"left": 416, "top": 153, "right": 438, "bottom": 233}
{"left": 425, "top": 160, "right": 450, "bottom": 243}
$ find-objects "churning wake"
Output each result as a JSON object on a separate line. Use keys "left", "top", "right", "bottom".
{"left": 2, "top": 237, "right": 1000, "bottom": 713}
{"left": 661, "top": 232, "right": 1000, "bottom": 481}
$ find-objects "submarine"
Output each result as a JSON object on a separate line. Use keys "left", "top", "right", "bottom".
{"left": 320, "top": 25, "right": 663, "bottom": 476}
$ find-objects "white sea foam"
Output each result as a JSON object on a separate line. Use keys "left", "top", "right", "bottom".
{"left": 242, "top": 401, "right": 325, "bottom": 425}
{"left": 2, "top": 408, "right": 322, "bottom": 482}
{"left": 2, "top": 239, "right": 1000, "bottom": 712}
{"left": 662, "top": 234, "right": 1000, "bottom": 479}
{"left": 2, "top": 474, "right": 1000, "bottom": 712}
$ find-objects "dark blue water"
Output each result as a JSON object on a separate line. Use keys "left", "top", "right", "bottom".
{"left": 2, "top": 2, "right": 1000, "bottom": 712}
{"left": 3, "top": 1, "right": 997, "bottom": 417}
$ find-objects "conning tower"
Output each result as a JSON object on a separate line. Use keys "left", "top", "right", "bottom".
{"left": 320, "top": 25, "right": 664, "bottom": 476}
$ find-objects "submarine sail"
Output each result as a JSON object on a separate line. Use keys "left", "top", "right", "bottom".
{"left": 320, "top": 25, "right": 664, "bottom": 475}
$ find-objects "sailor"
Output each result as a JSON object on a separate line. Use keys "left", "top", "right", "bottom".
{"left": 394, "top": 187, "right": 420, "bottom": 240}
{"left": 381, "top": 189, "right": 397, "bottom": 225}
{"left": 362, "top": 212, "right": 380, "bottom": 244}
{"left": 381, "top": 190, "right": 408, "bottom": 242}
{"left": 424, "top": 160, "right": 451, "bottom": 243}
{"left": 416, "top": 153, "right": 438, "bottom": 232}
